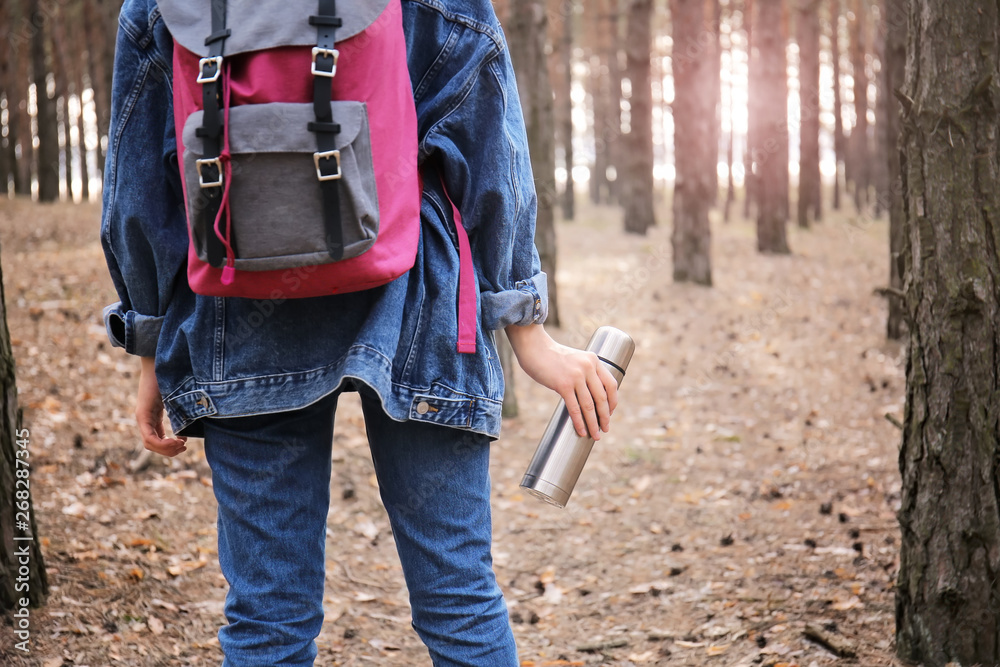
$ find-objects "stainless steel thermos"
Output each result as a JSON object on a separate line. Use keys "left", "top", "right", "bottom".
{"left": 520, "top": 326, "right": 635, "bottom": 508}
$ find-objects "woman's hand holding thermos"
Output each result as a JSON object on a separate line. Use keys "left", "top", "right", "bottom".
{"left": 504, "top": 323, "right": 620, "bottom": 441}
{"left": 506, "top": 325, "right": 635, "bottom": 508}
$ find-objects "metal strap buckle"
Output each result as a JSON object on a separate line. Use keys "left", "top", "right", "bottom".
{"left": 196, "top": 157, "right": 224, "bottom": 188}
{"left": 313, "top": 150, "right": 341, "bottom": 181}
{"left": 197, "top": 56, "right": 223, "bottom": 83}
{"left": 311, "top": 47, "right": 339, "bottom": 78}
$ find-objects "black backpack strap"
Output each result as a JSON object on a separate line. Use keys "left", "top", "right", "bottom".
{"left": 194, "top": 0, "right": 232, "bottom": 268}
{"left": 309, "top": 0, "right": 345, "bottom": 261}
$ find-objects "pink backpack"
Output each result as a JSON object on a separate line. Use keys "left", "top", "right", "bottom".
{"left": 159, "top": 0, "right": 476, "bottom": 353}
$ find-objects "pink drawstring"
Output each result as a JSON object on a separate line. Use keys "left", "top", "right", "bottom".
{"left": 213, "top": 61, "right": 236, "bottom": 285}
{"left": 439, "top": 177, "right": 477, "bottom": 355}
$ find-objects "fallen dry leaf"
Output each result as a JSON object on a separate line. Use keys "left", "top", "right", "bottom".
{"left": 147, "top": 616, "right": 165, "bottom": 635}
{"left": 151, "top": 598, "right": 179, "bottom": 612}
{"left": 830, "top": 596, "right": 863, "bottom": 611}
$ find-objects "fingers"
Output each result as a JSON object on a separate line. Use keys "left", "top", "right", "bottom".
{"left": 587, "top": 360, "right": 615, "bottom": 433}
{"left": 563, "top": 352, "right": 618, "bottom": 440}
{"left": 137, "top": 410, "right": 188, "bottom": 458}
{"left": 598, "top": 361, "right": 619, "bottom": 415}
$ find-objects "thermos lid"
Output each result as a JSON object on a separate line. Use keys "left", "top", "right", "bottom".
{"left": 588, "top": 326, "right": 635, "bottom": 372}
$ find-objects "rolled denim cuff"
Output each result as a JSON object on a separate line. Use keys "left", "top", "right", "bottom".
{"left": 103, "top": 302, "right": 163, "bottom": 357}
{"left": 481, "top": 272, "right": 548, "bottom": 331}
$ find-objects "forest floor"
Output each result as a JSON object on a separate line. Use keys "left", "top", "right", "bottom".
{"left": 0, "top": 195, "right": 909, "bottom": 667}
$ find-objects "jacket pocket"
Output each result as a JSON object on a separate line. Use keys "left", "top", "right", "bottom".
{"left": 180, "top": 101, "right": 379, "bottom": 271}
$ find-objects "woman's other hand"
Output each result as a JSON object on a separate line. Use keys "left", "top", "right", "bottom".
{"left": 136, "top": 356, "right": 188, "bottom": 457}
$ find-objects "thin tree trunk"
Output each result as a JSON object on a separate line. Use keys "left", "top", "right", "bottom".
{"left": 604, "top": 0, "right": 623, "bottom": 204}
{"left": 623, "top": 0, "right": 655, "bottom": 235}
{"left": 883, "top": 0, "right": 904, "bottom": 340}
{"left": 754, "top": 0, "right": 790, "bottom": 253}
{"left": 848, "top": 0, "right": 868, "bottom": 213}
{"left": 101, "top": 1, "right": 118, "bottom": 172}
{"left": 498, "top": 331, "right": 518, "bottom": 418}
{"left": 14, "top": 16, "right": 33, "bottom": 197}
{"left": 708, "top": 0, "right": 722, "bottom": 208}
{"left": 778, "top": 0, "right": 790, "bottom": 222}
{"left": 830, "top": 0, "right": 843, "bottom": 211}
{"left": 724, "top": 3, "right": 737, "bottom": 223}
{"left": 896, "top": 1, "right": 1000, "bottom": 663}
{"left": 558, "top": 0, "right": 576, "bottom": 220}
{"left": 671, "top": 0, "right": 713, "bottom": 284}
{"left": 0, "top": 0, "right": 13, "bottom": 196}
{"left": 743, "top": 0, "right": 756, "bottom": 220}
{"left": 31, "top": 0, "right": 59, "bottom": 202}
{"left": 0, "top": 92, "right": 9, "bottom": 196}
{"left": 0, "top": 250, "right": 50, "bottom": 612}
{"left": 510, "top": 0, "right": 560, "bottom": 327}
{"left": 587, "top": 7, "right": 601, "bottom": 203}
{"left": 587, "top": 0, "right": 610, "bottom": 205}
{"left": 83, "top": 0, "right": 109, "bottom": 185}
{"left": 797, "top": 0, "right": 821, "bottom": 227}
{"left": 75, "top": 69, "right": 91, "bottom": 201}
{"left": 4, "top": 0, "right": 30, "bottom": 197}
{"left": 52, "top": 1, "right": 74, "bottom": 200}
{"left": 872, "top": 3, "right": 889, "bottom": 220}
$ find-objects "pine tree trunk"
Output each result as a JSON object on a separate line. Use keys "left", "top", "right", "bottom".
{"left": 871, "top": 4, "right": 889, "bottom": 220}
{"left": 4, "top": 0, "right": 30, "bottom": 197}
{"left": 551, "top": 0, "right": 575, "bottom": 221}
{"left": 53, "top": 1, "right": 74, "bottom": 200}
{"left": 830, "top": 0, "right": 843, "bottom": 211}
{"left": 0, "top": 0, "right": 12, "bottom": 195}
{"left": 724, "top": 3, "right": 736, "bottom": 224}
{"left": 777, "top": 1, "right": 790, "bottom": 222}
{"left": 604, "top": 0, "right": 623, "bottom": 204}
{"left": 497, "top": 331, "right": 518, "bottom": 418}
{"left": 0, "top": 91, "right": 9, "bottom": 195}
{"left": 587, "top": 0, "right": 609, "bottom": 204}
{"left": 14, "top": 16, "right": 33, "bottom": 197}
{"left": 31, "top": 0, "right": 59, "bottom": 202}
{"left": 509, "top": 0, "right": 560, "bottom": 326}
{"left": 883, "top": 0, "right": 905, "bottom": 340}
{"left": 83, "top": 0, "right": 109, "bottom": 185}
{"left": 671, "top": 0, "right": 713, "bottom": 284}
{"left": 895, "top": 1, "right": 1000, "bottom": 663}
{"left": 848, "top": 0, "right": 868, "bottom": 213}
{"left": 560, "top": 0, "right": 575, "bottom": 220}
{"left": 75, "top": 70, "right": 91, "bottom": 201}
{"left": 0, "top": 250, "right": 50, "bottom": 612}
{"left": 622, "top": 0, "right": 655, "bottom": 235}
{"left": 754, "top": 0, "right": 790, "bottom": 253}
{"left": 797, "top": 0, "right": 821, "bottom": 228}
{"left": 708, "top": 0, "right": 722, "bottom": 208}
{"left": 743, "top": 0, "right": 756, "bottom": 220}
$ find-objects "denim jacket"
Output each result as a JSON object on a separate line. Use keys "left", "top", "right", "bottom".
{"left": 101, "top": 0, "right": 548, "bottom": 439}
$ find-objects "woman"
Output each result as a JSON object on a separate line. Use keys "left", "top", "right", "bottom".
{"left": 101, "top": 0, "right": 618, "bottom": 664}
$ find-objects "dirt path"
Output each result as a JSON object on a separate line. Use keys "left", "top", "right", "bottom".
{"left": 1, "top": 198, "right": 906, "bottom": 666}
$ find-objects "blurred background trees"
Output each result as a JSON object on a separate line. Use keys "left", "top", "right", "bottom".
{"left": 1, "top": 0, "right": 117, "bottom": 203}
{"left": 1, "top": 0, "right": 908, "bottom": 301}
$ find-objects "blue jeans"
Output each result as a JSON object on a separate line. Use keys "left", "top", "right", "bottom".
{"left": 201, "top": 383, "right": 518, "bottom": 666}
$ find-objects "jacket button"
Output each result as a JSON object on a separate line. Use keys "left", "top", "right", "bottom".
{"left": 416, "top": 401, "right": 431, "bottom": 415}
